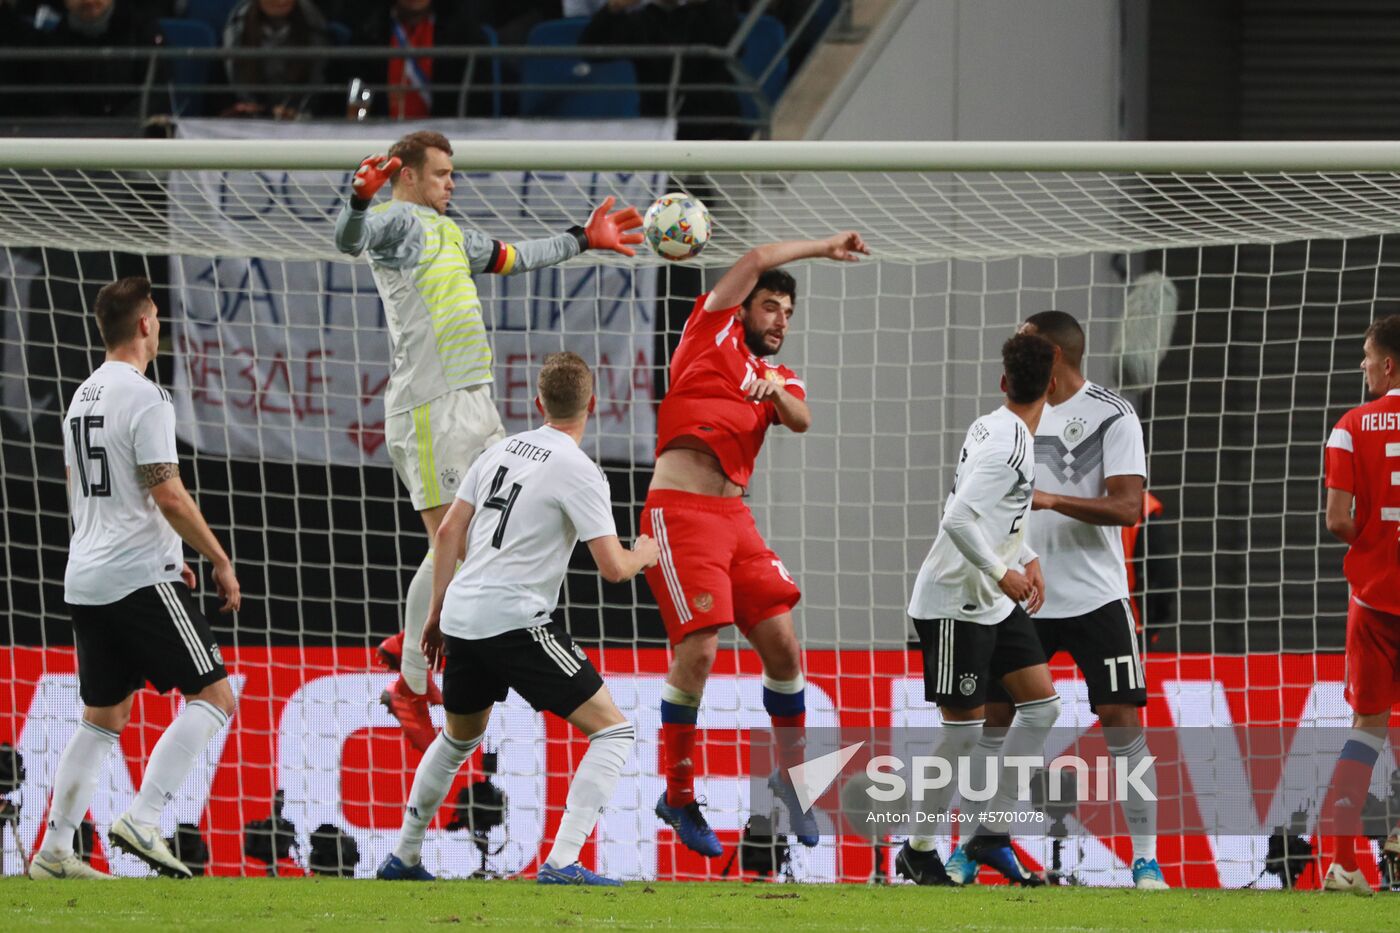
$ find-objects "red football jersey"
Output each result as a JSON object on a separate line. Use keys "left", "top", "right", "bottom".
{"left": 655, "top": 294, "right": 806, "bottom": 488}
{"left": 1325, "top": 388, "right": 1400, "bottom": 615}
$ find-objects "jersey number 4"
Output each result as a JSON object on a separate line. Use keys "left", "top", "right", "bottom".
{"left": 68, "top": 415, "right": 109, "bottom": 497}
{"left": 483, "top": 465, "right": 523, "bottom": 548}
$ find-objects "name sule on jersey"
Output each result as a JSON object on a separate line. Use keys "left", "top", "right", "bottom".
{"left": 77, "top": 383, "right": 105, "bottom": 403}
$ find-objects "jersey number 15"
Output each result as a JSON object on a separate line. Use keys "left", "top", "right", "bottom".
{"left": 68, "top": 415, "right": 109, "bottom": 498}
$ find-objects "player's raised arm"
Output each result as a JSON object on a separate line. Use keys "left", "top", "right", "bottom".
{"left": 587, "top": 534, "right": 660, "bottom": 584}
{"left": 704, "top": 232, "right": 869, "bottom": 313}
{"left": 333, "top": 154, "right": 407, "bottom": 257}
{"left": 463, "top": 196, "right": 644, "bottom": 277}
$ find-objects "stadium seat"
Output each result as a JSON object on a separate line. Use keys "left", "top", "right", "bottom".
{"left": 182, "top": 0, "right": 237, "bottom": 36}
{"left": 527, "top": 16, "right": 589, "bottom": 47}
{"left": 739, "top": 15, "right": 789, "bottom": 120}
{"left": 158, "top": 17, "right": 218, "bottom": 117}
{"left": 520, "top": 17, "right": 640, "bottom": 119}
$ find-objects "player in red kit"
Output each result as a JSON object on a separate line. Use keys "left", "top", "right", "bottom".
{"left": 644, "top": 232, "right": 869, "bottom": 857}
{"left": 1319, "top": 314, "right": 1400, "bottom": 894}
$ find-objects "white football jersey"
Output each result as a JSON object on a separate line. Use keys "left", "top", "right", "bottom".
{"left": 440, "top": 425, "right": 617, "bottom": 640}
{"left": 1028, "top": 381, "right": 1147, "bottom": 618}
{"left": 63, "top": 361, "right": 184, "bottom": 605}
{"left": 909, "top": 406, "right": 1036, "bottom": 625}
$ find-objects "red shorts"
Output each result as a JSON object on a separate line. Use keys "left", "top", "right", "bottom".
{"left": 1345, "top": 598, "right": 1400, "bottom": 715}
{"left": 641, "top": 489, "right": 801, "bottom": 646}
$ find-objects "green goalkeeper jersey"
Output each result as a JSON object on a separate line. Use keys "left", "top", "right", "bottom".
{"left": 335, "top": 199, "right": 581, "bottom": 416}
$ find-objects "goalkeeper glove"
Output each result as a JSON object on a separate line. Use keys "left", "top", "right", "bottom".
{"left": 349, "top": 154, "right": 401, "bottom": 210}
{"left": 568, "top": 196, "right": 644, "bottom": 256}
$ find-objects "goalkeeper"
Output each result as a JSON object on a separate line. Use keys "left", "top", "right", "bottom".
{"left": 334, "top": 130, "right": 644, "bottom": 750}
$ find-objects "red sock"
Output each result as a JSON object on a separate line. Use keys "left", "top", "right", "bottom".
{"left": 1320, "top": 745, "right": 1380, "bottom": 871}
{"left": 772, "top": 712, "right": 806, "bottom": 774}
{"left": 662, "top": 721, "right": 696, "bottom": 808}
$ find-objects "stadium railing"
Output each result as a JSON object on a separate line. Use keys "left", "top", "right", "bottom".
{"left": 0, "top": 0, "right": 829, "bottom": 136}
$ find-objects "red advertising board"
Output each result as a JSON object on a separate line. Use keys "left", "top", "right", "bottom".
{"left": 0, "top": 647, "right": 1369, "bottom": 887}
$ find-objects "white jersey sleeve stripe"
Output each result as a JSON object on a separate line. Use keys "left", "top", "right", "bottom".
{"left": 1086, "top": 385, "right": 1132, "bottom": 416}
{"left": 1326, "top": 427, "right": 1353, "bottom": 451}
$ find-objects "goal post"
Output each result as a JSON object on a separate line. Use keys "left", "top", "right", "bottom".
{"left": 2, "top": 139, "right": 1396, "bottom": 885}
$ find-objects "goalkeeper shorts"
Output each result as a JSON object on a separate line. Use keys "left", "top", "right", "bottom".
{"left": 387, "top": 385, "right": 505, "bottom": 511}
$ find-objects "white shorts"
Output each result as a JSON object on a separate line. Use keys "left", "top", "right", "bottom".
{"left": 387, "top": 385, "right": 506, "bottom": 511}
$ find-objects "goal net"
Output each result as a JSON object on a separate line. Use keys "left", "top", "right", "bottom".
{"left": 2, "top": 139, "right": 1395, "bottom": 886}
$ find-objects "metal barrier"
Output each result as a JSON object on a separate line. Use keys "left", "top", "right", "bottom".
{"left": 0, "top": 0, "right": 840, "bottom": 136}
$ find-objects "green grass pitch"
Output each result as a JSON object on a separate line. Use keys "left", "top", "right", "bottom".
{"left": 1, "top": 879, "right": 1393, "bottom": 932}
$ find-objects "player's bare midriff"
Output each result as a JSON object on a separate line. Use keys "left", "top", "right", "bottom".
{"left": 650, "top": 439, "right": 745, "bottom": 498}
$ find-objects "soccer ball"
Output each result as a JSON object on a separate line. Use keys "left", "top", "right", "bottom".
{"left": 643, "top": 193, "right": 712, "bottom": 261}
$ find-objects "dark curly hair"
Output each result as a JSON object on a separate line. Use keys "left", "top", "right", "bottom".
{"left": 744, "top": 269, "right": 797, "bottom": 309}
{"left": 1002, "top": 332, "right": 1056, "bottom": 404}
{"left": 1365, "top": 314, "right": 1400, "bottom": 360}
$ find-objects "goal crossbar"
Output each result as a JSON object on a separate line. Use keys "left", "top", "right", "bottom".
{"left": 4, "top": 138, "right": 1400, "bottom": 172}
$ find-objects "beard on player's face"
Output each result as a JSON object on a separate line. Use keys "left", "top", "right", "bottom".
{"left": 741, "top": 319, "right": 784, "bottom": 357}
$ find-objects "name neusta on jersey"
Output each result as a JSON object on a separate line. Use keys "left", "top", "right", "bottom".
{"left": 1359, "top": 411, "right": 1400, "bottom": 431}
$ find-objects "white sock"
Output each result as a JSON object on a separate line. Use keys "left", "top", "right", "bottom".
{"left": 546, "top": 722, "right": 636, "bottom": 870}
{"left": 909, "top": 719, "right": 983, "bottom": 852}
{"left": 40, "top": 719, "right": 119, "bottom": 858}
{"left": 1108, "top": 732, "right": 1157, "bottom": 862}
{"left": 394, "top": 730, "right": 481, "bottom": 865}
{"left": 127, "top": 700, "right": 229, "bottom": 826}
{"left": 401, "top": 552, "right": 434, "bottom": 695}
{"left": 978, "top": 695, "right": 1061, "bottom": 835}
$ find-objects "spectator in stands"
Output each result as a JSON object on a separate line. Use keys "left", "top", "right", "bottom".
{"left": 477, "top": 0, "right": 560, "bottom": 47}
{"left": 580, "top": 0, "right": 744, "bottom": 139}
{"left": 222, "top": 0, "right": 331, "bottom": 119}
{"left": 337, "top": 0, "right": 494, "bottom": 119}
{"left": 23, "top": 0, "right": 165, "bottom": 119}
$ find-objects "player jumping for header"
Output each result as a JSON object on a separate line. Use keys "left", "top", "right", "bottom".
{"left": 642, "top": 232, "right": 869, "bottom": 858}
{"left": 334, "top": 131, "right": 643, "bottom": 751}
{"left": 1318, "top": 314, "right": 1400, "bottom": 895}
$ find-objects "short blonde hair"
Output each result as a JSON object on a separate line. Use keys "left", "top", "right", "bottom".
{"left": 538, "top": 352, "right": 593, "bottom": 419}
